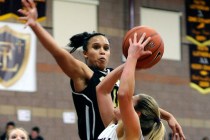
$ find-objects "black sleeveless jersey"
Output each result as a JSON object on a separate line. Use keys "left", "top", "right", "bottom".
{"left": 70, "top": 67, "right": 119, "bottom": 140}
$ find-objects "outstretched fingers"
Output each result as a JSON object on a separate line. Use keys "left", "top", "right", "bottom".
{"left": 176, "top": 126, "right": 186, "bottom": 140}
{"left": 28, "top": 0, "right": 36, "bottom": 8}
{"left": 18, "top": 9, "right": 28, "bottom": 16}
{"left": 133, "top": 33, "right": 137, "bottom": 43}
{"left": 21, "top": 0, "right": 32, "bottom": 11}
{"left": 138, "top": 33, "right": 146, "bottom": 44}
{"left": 172, "top": 126, "right": 186, "bottom": 140}
{"left": 17, "top": 9, "right": 29, "bottom": 26}
{"left": 128, "top": 32, "right": 152, "bottom": 58}
{"left": 142, "top": 36, "right": 151, "bottom": 47}
{"left": 141, "top": 35, "right": 152, "bottom": 56}
{"left": 18, "top": 0, "right": 38, "bottom": 28}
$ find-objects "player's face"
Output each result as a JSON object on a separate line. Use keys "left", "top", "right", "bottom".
{"left": 84, "top": 35, "right": 110, "bottom": 70}
{"left": 8, "top": 129, "right": 28, "bottom": 140}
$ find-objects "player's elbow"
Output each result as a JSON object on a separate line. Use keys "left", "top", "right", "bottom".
{"left": 118, "top": 85, "right": 134, "bottom": 100}
{"left": 118, "top": 89, "right": 128, "bottom": 99}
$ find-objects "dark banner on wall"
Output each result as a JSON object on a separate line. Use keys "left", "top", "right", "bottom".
{"left": 0, "top": 0, "right": 46, "bottom": 22}
{"left": 189, "top": 44, "right": 210, "bottom": 94}
{"left": 185, "top": 0, "right": 210, "bottom": 45}
{"left": 186, "top": 0, "right": 210, "bottom": 94}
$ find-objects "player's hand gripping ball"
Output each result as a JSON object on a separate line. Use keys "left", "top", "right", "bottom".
{"left": 122, "top": 26, "right": 164, "bottom": 69}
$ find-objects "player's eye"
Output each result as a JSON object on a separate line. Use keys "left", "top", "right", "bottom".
{"left": 93, "top": 44, "right": 100, "bottom": 50}
{"left": 11, "top": 135, "right": 17, "bottom": 139}
{"left": 103, "top": 45, "right": 110, "bottom": 51}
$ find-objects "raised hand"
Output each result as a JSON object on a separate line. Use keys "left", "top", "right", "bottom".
{"left": 18, "top": 0, "right": 38, "bottom": 27}
{"left": 128, "top": 33, "right": 152, "bottom": 60}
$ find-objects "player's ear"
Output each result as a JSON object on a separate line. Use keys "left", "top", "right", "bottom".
{"left": 136, "top": 111, "right": 141, "bottom": 117}
{"left": 83, "top": 51, "right": 88, "bottom": 58}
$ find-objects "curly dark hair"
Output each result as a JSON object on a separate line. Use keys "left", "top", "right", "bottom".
{"left": 67, "top": 32, "right": 106, "bottom": 53}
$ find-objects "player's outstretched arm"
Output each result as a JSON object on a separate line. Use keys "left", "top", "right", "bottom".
{"left": 159, "top": 108, "right": 186, "bottom": 140}
{"left": 18, "top": 0, "right": 91, "bottom": 81}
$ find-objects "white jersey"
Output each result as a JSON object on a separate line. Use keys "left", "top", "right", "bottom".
{"left": 97, "top": 123, "right": 144, "bottom": 140}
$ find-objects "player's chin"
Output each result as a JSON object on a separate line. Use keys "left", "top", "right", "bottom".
{"left": 97, "top": 63, "right": 107, "bottom": 71}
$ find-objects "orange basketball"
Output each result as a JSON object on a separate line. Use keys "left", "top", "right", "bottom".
{"left": 122, "top": 26, "right": 164, "bottom": 69}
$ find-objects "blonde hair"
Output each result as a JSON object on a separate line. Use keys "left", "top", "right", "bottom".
{"left": 7, "top": 127, "right": 29, "bottom": 140}
{"left": 134, "top": 94, "right": 165, "bottom": 140}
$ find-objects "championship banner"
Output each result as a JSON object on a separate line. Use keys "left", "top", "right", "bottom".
{"left": 185, "top": 0, "right": 210, "bottom": 94}
{"left": 0, "top": 0, "right": 46, "bottom": 22}
{"left": 189, "top": 44, "right": 210, "bottom": 94}
{"left": 185, "top": 0, "right": 210, "bottom": 45}
{"left": 0, "top": 22, "right": 36, "bottom": 92}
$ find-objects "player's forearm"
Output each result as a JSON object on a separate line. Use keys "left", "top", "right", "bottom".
{"left": 159, "top": 108, "right": 172, "bottom": 120}
{"left": 31, "top": 22, "right": 65, "bottom": 57}
{"left": 119, "top": 57, "right": 137, "bottom": 97}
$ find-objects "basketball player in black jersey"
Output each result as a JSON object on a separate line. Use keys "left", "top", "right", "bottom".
{"left": 19, "top": 1, "right": 121, "bottom": 139}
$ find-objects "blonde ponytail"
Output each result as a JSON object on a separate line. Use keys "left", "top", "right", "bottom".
{"left": 134, "top": 94, "right": 165, "bottom": 140}
{"left": 147, "top": 121, "right": 165, "bottom": 140}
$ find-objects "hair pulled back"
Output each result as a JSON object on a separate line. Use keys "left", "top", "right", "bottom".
{"left": 134, "top": 94, "right": 165, "bottom": 140}
{"left": 68, "top": 32, "right": 105, "bottom": 53}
